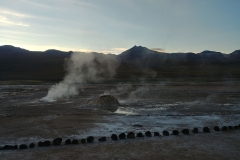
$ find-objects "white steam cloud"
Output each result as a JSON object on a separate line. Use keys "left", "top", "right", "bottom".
{"left": 42, "top": 52, "right": 119, "bottom": 102}
{"left": 103, "top": 83, "right": 150, "bottom": 102}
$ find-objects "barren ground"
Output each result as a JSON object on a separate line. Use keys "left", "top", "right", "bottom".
{"left": 0, "top": 81, "right": 240, "bottom": 159}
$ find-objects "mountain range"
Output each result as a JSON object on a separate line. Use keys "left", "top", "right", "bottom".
{"left": 0, "top": 45, "right": 240, "bottom": 81}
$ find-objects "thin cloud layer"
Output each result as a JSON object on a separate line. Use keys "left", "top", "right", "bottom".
{"left": 151, "top": 48, "right": 166, "bottom": 52}
{"left": 0, "top": 15, "right": 29, "bottom": 27}
{"left": 1, "top": 0, "right": 240, "bottom": 53}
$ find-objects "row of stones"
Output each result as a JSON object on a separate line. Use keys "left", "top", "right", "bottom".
{"left": 1, "top": 124, "right": 239, "bottom": 150}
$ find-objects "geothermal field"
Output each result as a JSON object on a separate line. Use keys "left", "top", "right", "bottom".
{"left": 1, "top": 47, "right": 240, "bottom": 159}
{"left": 0, "top": 81, "right": 240, "bottom": 159}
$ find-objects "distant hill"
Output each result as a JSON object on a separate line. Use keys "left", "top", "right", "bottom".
{"left": 115, "top": 46, "right": 240, "bottom": 80}
{"left": 0, "top": 45, "right": 72, "bottom": 81}
{"left": 0, "top": 45, "right": 240, "bottom": 81}
{"left": 119, "top": 45, "right": 240, "bottom": 62}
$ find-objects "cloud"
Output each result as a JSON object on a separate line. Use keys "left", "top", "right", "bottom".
{"left": 0, "top": 8, "right": 31, "bottom": 18}
{"left": 0, "top": 8, "right": 30, "bottom": 27}
{"left": 19, "top": 0, "right": 55, "bottom": 9}
{"left": 102, "top": 48, "right": 127, "bottom": 54}
{"left": 75, "top": 47, "right": 128, "bottom": 54}
{"left": 151, "top": 48, "right": 166, "bottom": 52}
{"left": 0, "top": 15, "right": 29, "bottom": 27}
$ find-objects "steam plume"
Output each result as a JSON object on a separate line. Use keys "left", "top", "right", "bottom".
{"left": 42, "top": 52, "right": 119, "bottom": 101}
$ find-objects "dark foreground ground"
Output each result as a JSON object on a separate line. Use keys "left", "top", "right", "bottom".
{"left": 1, "top": 131, "right": 240, "bottom": 160}
{"left": 0, "top": 81, "right": 240, "bottom": 159}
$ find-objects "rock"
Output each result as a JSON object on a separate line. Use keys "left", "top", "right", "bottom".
{"left": 44, "top": 140, "right": 51, "bottom": 146}
{"left": 145, "top": 131, "right": 152, "bottom": 137}
{"left": 98, "top": 137, "right": 107, "bottom": 142}
{"left": 29, "top": 143, "right": 35, "bottom": 148}
{"left": 222, "top": 126, "right": 228, "bottom": 131}
{"left": 137, "top": 132, "right": 144, "bottom": 137}
{"left": 19, "top": 144, "right": 28, "bottom": 149}
{"left": 38, "top": 141, "right": 44, "bottom": 147}
{"left": 238, "top": 124, "right": 240, "bottom": 128}
{"left": 154, "top": 132, "right": 160, "bottom": 136}
{"left": 81, "top": 139, "right": 86, "bottom": 144}
{"left": 72, "top": 139, "right": 79, "bottom": 144}
{"left": 234, "top": 126, "right": 239, "bottom": 129}
{"left": 182, "top": 129, "right": 189, "bottom": 135}
{"left": 119, "top": 133, "right": 126, "bottom": 139}
{"left": 203, "top": 127, "right": 210, "bottom": 133}
{"left": 192, "top": 127, "right": 198, "bottom": 133}
{"left": 172, "top": 130, "right": 179, "bottom": 135}
{"left": 87, "top": 136, "right": 94, "bottom": 143}
{"left": 127, "top": 132, "right": 135, "bottom": 138}
{"left": 0, "top": 145, "right": 18, "bottom": 150}
{"left": 111, "top": 134, "right": 118, "bottom": 140}
{"left": 88, "top": 95, "right": 119, "bottom": 112}
{"left": 214, "top": 126, "right": 220, "bottom": 131}
{"left": 228, "top": 126, "right": 234, "bottom": 130}
{"left": 65, "top": 139, "right": 72, "bottom": 145}
{"left": 53, "top": 138, "right": 62, "bottom": 145}
{"left": 163, "top": 130, "right": 169, "bottom": 136}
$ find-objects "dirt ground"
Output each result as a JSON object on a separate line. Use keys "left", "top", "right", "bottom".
{"left": 1, "top": 131, "right": 240, "bottom": 160}
{"left": 0, "top": 81, "right": 240, "bottom": 159}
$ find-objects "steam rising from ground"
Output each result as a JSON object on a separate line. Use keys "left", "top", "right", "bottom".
{"left": 103, "top": 83, "right": 151, "bottom": 103}
{"left": 42, "top": 52, "right": 119, "bottom": 101}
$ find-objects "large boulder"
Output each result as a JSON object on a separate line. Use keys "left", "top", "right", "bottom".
{"left": 19, "top": 144, "right": 28, "bottom": 149}
{"left": 214, "top": 126, "right": 220, "bottom": 131}
{"left": 154, "top": 132, "right": 160, "bottom": 136}
{"left": 192, "top": 127, "right": 198, "bottom": 133}
{"left": 145, "top": 131, "right": 152, "bottom": 137}
{"left": 88, "top": 95, "right": 119, "bottom": 112}
{"left": 127, "top": 132, "right": 135, "bottom": 138}
{"left": 29, "top": 143, "right": 35, "bottom": 148}
{"left": 111, "top": 134, "right": 118, "bottom": 140}
{"left": 163, "top": 130, "right": 169, "bottom": 136}
{"left": 72, "top": 139, "right": 79, "bottom": 144}
{"left": 98, "top": 137, "right": 107, "bottom": 142}
{"left": 203, "top": 127, "right": 210, "bottom": 133}
{"left": 87, "top": 136, "right": 94, "bottom": 143}
{"left": 53, "top": 138, "right": 62, "bottom": 145}
{"left": 1, "top": 145, "right": 18, "bottom": 150}
{"left": 119, "top": 133, "right": 126, "bottom": 139}
{"left": 44, "top": 140, "right": 51, "bottom": 146}
{"left": 182, "top": 129, "right": 189, "bottom": 135}
{"left": 65, "top": 139, "right": 72, "bottom": 145}
{"left": 38, "top": 141, "right": 44, "bottom": 147}
{"left": 137, "top": 132, "right": 144, "bottom": 137}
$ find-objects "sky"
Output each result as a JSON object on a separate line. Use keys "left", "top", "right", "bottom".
{"left": 0, "top": 0, "right": 240, "bottom": 54}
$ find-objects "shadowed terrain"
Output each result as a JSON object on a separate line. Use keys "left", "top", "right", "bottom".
{"left": 0, "top": 45, "right": 240, "bottom": 82}
{"left": 1, "top": 45, "right": 240, "bottom": 159}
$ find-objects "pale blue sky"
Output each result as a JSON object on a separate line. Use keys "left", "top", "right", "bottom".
{"left": 0, "top": 0, "right": 239, "bottom": 54}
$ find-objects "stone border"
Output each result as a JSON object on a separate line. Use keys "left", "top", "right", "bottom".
{"left": 0, "top": 124, "right": 239, "bottom": 151}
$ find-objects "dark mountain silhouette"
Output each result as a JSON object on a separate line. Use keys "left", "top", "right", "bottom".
{"left": 119, "top": 46, "right": 240, "bottom": 62}
{"left": 116, "top": 46, "right": 240, "bottom": 80}
{"left": 119, "top": 45, "right": 166, "bottom": 61}
{"left": 0, "top": 45, "right": 71, "bottom": 81}
{"left": 228, "top": 50, "right": 240, "bottom": 59}
{"left": 0, "top": 45, "right": 240, "bottom": 81}
{"left": 0, "top": 45, "right": 29, "bottom": 53}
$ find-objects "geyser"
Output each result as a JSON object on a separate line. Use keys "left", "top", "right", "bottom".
{"left": 42, "top": 52, "right": 119, "bottom": 102}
